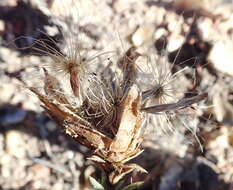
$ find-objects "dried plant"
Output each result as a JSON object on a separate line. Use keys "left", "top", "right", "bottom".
{"left": 18, "top": 2, "right": 208, "bottom": 185}
{"left": 27, "top": 35, "right": 207, "bottom": 185}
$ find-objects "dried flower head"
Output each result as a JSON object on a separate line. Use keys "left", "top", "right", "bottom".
{"left": 25, "top": 2, "right": 208, "bottom": 184}
{"left": 28, "top": 46, "right": 148, "bottom": 184}
{"left": 28, "top": 40, "right": 207, "bottom": 184}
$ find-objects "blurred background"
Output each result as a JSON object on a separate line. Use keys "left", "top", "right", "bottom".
{"left": 0, "top": 0, "right": 233, "bottom": 189}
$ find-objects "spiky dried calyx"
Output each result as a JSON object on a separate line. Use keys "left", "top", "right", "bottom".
{"left": 29, "top": 47, "right": 146, "bottom": 184}
{"left": 29, "top": 46, "right": 207, "bottom": 184}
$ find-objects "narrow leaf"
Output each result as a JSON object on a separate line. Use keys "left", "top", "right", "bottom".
{"left": 122, "top": 181, "right": 144, "bottom": 190}
{"left": 89, "top": 176, "right": 105, "bottom": 190}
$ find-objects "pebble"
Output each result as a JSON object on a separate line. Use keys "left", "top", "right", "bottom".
{"left": 131, "top": 25, "right": 154, "bottom": 47}
{"left": 154, "top": 28, "right": 168, "bottom": 40}
{"left": 213, "top": 93, "right": 233, "bottom": 125}
{"left": 0, "top": 83, "right": 16, "bottom": 103}
{"left": 1, "top": 165, "right": 11, "bottom": 178}
{"left": 29, "top": 164, "right": 51, "bottom": 180}
{"left": 50, "top": 0, "right": 78, "bottom": 18}
{"left": 5, "top": 130, "right": 26, "bottom": 158}
{"left": 209, "top": 41, "right": 233, "bottom": 76}
{"left": 208, "top": 127, "right": 232, "bottom": 168}
{"left": 0, "top": 154, "right": 12, "bottom": 165}
{"left": 51, "top": 179, "right": 64, "bottom": 190}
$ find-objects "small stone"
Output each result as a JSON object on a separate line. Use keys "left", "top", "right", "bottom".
{"left": 5, "top": 130, "right": 26, "bottom": 158}
{"left": 132, "top": 25, "right": 154, "bottom": 47}
{"left": 51, "top": 179, "right": 64, "bottom": 190}
{"left": 25, "top": 137, "right": 41, "bottom": 158}
{"left": 65, "top": 150, "right": 74, "bottom": 159}
{"left": 1, "top": 165, "right": 11, "bottom": 178}
{"left": 154, "top": 28, "right": 168, "bottom": 40}
{"left": 74, "top": 152, "right": 84, "bottom": 167}
{"left": 29, "top": 164, "right": 50, "bottom": 180}
{"left": 208, "top": 127, "right": 230, "bottom": 150}
{"left": 31, "top": 180, "right": 43, "bottom": 190}
{"left": 209, "top": 41, "right": 233, "bottom": 76}
{"left": 50, "top": 0, "right": 76, "bottom": 17}
{"left": 207, "top": 127, "right": 232, "bottom": 170}
{"left": 44, "top": 25, "right": 59, "bottom": 36}
{"left": 213, "top": 93, "right": 233, "bottom": 125}
{"left": 0, "top": 154, "right": 12, "bottom": 165}
{"left": 0, "top": 83, "right": 16, "bottom": 103}
{"left": 167, "top": 37, "right": 184, "bottom": 52}
{"left": 198, "top": 18, "right": 213, "bottom": 40}
{"left": 145, "top": 7, "right": 164, "bottom": 23}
